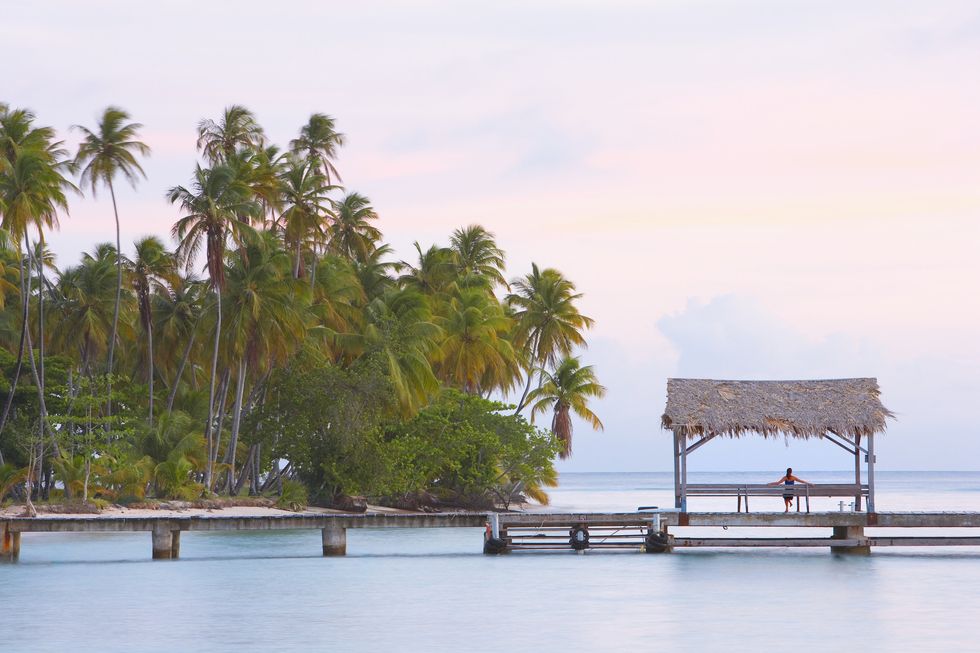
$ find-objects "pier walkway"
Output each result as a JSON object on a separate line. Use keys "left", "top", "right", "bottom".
{"left": 4, "top": 510, "right": 980, "bottom": 560}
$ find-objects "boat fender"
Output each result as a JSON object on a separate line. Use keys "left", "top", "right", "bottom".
{"left": 645, "top": 531, "right": 671, "bottom": 553}
{"left": 569, "top": 525, "right": 590, "bottom": 550}
{"left": 483, "top": 537, "right": 508, "bottom": 554}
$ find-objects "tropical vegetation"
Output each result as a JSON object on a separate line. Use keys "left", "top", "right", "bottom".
{"left": 0, "top": 102, "right": 604, "bottom": 512}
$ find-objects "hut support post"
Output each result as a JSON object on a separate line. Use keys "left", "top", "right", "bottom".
{"left": 673, "top": 431, "right": 681, "bottom": 509}
{"left": 680, "top": 433, "right": 688, "bottom": 512}
{"left": 867, "top": 433, "right": 875, "bottom": 512}
{"left": 853, "top": 434, "right": 862, "bottom": 511}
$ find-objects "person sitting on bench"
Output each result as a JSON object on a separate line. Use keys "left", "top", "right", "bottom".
{"left": 769, "top": 468, "right": 810, "bottom": 512}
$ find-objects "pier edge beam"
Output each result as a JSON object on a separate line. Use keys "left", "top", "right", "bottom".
{"left": 1, "top": 525, "right": 21, "bottom": 561}
{"left": 322, "top": 523, "right": 347, "bottom": 556}
{"left": 830, "top": 525, "right": 870, "bottom": 555}
{"left": 151, "top": 524, "right": 179, "bottom": 560}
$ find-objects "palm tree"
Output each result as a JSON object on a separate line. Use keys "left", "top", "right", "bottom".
{"left": 128, "top": 236, "right": 175, "bottom": 422}
{"left": 155, "top": 274, "right": 206, "bottom": 413}
{"left": 219, "top": 232, "right": 308, "bottom": 492}
{"left": 0, "top": 231, "right": 20, "bottom": 311}
{"left": 449, "top": 225, "right": 508, "bottom": 290}
{"left": 72, "top": 108, "right": 150, "bottom": 403}
{"left": 507, "top": 264, "right": 594, "bottom": 412}
{"left": 290, "top": 113, "right": 345, "bottom": 183}
{"left": 340, "top": 287, "right": 441, "bottom": 415}
{"left": 329, "top": 192, "right": 382, "bottom": 264}
{"left": 197, "top": 105, "right": 264, "bottom": 164}
{"left": 50, "top": 245, "right": 121, "bottom": 375}
{"left": 0, "top": 106, "right": 68, "bottom": 432}
{"left": 310, "top": 254, "right": 365, "bottom": 356}
{"left": 527, "top": 356, "right": 606, "bottom": 459}
{"left": 277, "top": 157, "right": 333, "bottom": 278}
{"left": 168, "top": 164, "right": 260, "bottom": 491}
{"left": 436, "top": 287, "right": 517, "bottom": 395}
{"left": 0, "top": 111, "right": 74, "bottom": 447}
{"left": 398, "top": 242, "right": 456, "bottom": 298}
{"left": 353, "top": 243, "right": 398, "bottom": 301}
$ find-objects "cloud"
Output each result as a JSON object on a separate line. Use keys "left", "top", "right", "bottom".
{"left": 658, "top": 295, "right": 882, "bottom": 380}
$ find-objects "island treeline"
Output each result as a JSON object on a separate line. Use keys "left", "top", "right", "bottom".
{"left": 0, "top": 103, "right": 604, "bottom": 513}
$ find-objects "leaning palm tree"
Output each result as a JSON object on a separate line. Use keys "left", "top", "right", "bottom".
{"left": 128, "top": 236, "right": 175, "bottom": 423}
{"left": 168, "top": 164, "right": 259, "bottom": 491}
{"left": 290, "top": 113, "right": 345, "bottom": 183}
{"left": 527, "top": 356, "right": 606, "bottom": 459}
{"left": 507, "top": 264, "right": 594, "bottom": 412}
{"left": 72, "top": 107, "right": 150, "bottom": 410}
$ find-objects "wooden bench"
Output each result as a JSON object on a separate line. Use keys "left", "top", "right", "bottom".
{"left": 684, "top": 483, "right": 870, "bottom": 513}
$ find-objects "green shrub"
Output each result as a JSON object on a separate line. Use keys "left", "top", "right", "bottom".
{"left": 276, "top": 480, "right": 308, "bottom": 511}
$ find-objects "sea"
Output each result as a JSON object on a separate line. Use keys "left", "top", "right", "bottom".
{"left": 2, "top": 471, "right": 980, "bottom": 652}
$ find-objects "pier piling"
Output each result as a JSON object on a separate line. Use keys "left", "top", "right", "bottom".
{"left": 322, "top": 524, "right": 347, "bottom": 556}
{"left": 831, "top": 525, "right": 870, "bottom": 554}
{"left": 151, "top": 524, "right": 179, "bottom": 560}
{"left": 1, "top": 524, "right": 20, "bottom": 561}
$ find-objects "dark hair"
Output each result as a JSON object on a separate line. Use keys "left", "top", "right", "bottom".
{"left": 786, "top": 467, "right": 793, "bottom": 476}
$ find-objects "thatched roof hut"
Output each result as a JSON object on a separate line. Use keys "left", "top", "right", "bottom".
{"left": 661, "top": 378, "right": 893, "bottom": 440}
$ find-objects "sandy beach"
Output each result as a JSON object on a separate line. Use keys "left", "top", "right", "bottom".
{"left": 0, "top": 502, "right": 423, "bottom": 520}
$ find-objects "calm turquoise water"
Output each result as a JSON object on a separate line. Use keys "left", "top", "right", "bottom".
{"left": 3, "top": 472, "right": 980, "bottom": 652}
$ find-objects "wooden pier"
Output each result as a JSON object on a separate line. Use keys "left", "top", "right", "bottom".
{"left": 4, "top": 510, "right": 980, "bottom": 560}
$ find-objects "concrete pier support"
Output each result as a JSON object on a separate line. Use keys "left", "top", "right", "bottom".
{"left": 831, "top": 525, "right": 870, "bottom": 554}
{"left": 151, "top": 525, "right": 180, "bottom": 559}
{"left": 170, "top": 530, "right": 181, "bottom": 558}
{"left": 1, "top": 525, "right": 21, "bottom": 561}
{"left": 322, "top": 524, "right": 347, "bottom": 556}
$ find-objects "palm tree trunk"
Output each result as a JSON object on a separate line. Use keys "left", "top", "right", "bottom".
{"left": 513, "top": 334, "right": 541, "bottom": 414}
{"left": 309, "top": 248, "right": 318, "bottom": 289}
{"left": 233, "top": 443, "right": 256, "bottom": 496}
{"left": 514, "top": 368, "right": 536, "bottom": 414}
{"left": 294, "top": 240, "right": 302, "bottom": 279}
{"left": 211, "top": 368, "right": 231, "bottom": 486}
{"left": 248, "top": 442, "right": 262, "bottom": 497}
{"left": 36, "top": 238, "right": 45, "bottom": 403}
{"left": 106, "top": 180, "right": 123, "bottom": 420}
{"left": 166, "top": 321, "right": 198, "bottom": 413}
{"left": 0, "top": 246, "right": 30, "bottom": 440}
{"left": 146, "top": 316, "right": 154, "bottom": 423}
{"left": 203, "top": 288, "right": 222, "bottom": 494}
{"left": 23, "top": 232, "right": 57, "bottom": 458}
{"left": 223, "top": 358, "right": 247, "bottom": 494}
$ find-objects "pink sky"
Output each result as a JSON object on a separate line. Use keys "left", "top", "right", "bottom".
{"left": 5, "top": 1, "right": 980, "bottom": 470}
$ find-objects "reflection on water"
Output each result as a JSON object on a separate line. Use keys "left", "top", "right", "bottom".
{"left": 2, "top": 472, "right": 979, "bottom": 653}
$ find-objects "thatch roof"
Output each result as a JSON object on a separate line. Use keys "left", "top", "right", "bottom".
{"left": 661, "top": 378, "right": 892, "bottom": 440}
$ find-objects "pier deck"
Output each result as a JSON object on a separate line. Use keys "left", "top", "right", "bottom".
{"left": 4, "top": 511, "right": 980, "bottom": 560}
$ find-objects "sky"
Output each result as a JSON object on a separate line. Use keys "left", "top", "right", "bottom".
{"left": 3, "top": 1, "right": 979, "bottom": 472}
